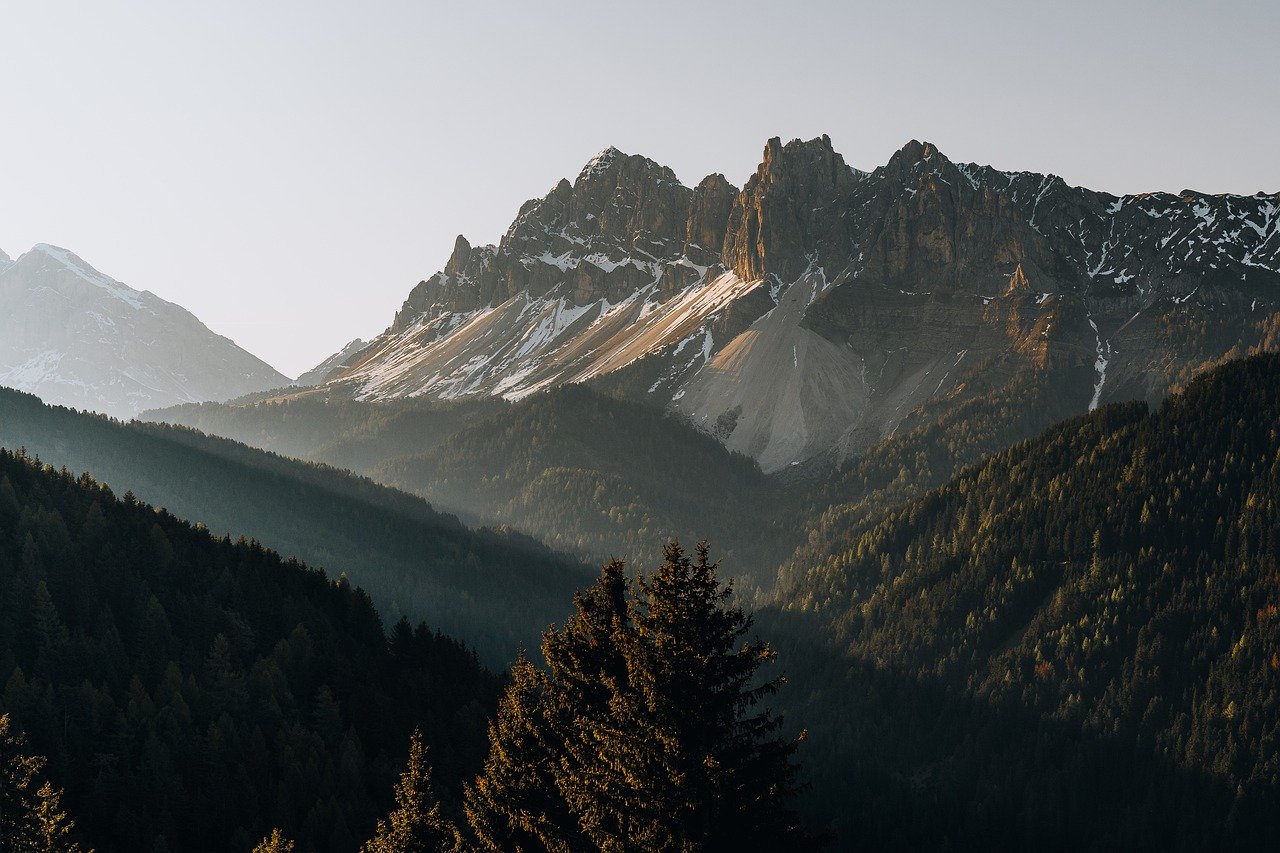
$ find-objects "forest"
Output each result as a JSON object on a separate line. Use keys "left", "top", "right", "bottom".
{"left": 0, "top": 449, "right": 808, "bottom": 851}
{"left": 5, "top": 355, "right": 1280, "bottom": 848}
{"left": 0, "top": 387, "right": 591, "bottom": 664}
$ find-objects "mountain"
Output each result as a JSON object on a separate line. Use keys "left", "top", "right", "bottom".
{"left": 0, "top": 244, "right": 288, "bottom": 418}
{"left": 0, "top": 445, "right": 499, "bottom": 852}
{"left": 0, "top": 386, "right": 591, "bottom": 664}
{"left": 299, "top": 137, "right": 1278, "bottom": 474}
{"left": 767, "top": 353, "right": 1280, "bottom": 848}
{"left": 295, "top": 337, "right": 368, "bottom": 387}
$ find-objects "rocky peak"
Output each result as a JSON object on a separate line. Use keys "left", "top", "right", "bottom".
{"left": 500, "top": 148, "right": 691, "bottom": 265}
{"left": 444, "top": 234, "right": 473, "bottom": 276}
{"left": 722, "top": 135, "right": 860, "bottom": 282}
{"left": 0, "top": 248, "right": 11, "bottom": 274}
{"left": 686, "top": 173, "right": 737, "bottom": 266}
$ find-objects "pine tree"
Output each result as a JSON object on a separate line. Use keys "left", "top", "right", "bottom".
{"left": 251, "top": 828, "right": 295, "bottom": 853}
{"left": 623, "top": 540, "right": 809, "bottom": 850}
{"left": 361, "top": 729, "right": 461, "bottom": 853}
{"left": 0, "top": 713, "right": 44, "bottom": 848}
{"left": 465, "top": 544, "right": 811, "bottom": 852}
{"left": 32, "top": 782, "right": 89, "bottom": 853}
{"left": 539, "top": 559, "right": 638, "bottom": 850}
{"left": 0, "top": 714, "right": 92, "bottom": 852}
{"left": 464, "top": 654, "right": 583, "bottom": 852}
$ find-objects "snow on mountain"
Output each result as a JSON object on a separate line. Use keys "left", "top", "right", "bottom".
{"left": 311, "top": 138, "right": 1280, "bottom": 471}
{"left": 0, "top": 244, "right": 288, "bottom": 418}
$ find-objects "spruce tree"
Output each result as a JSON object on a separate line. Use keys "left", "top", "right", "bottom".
{"left": 623, "top": 540, "right": 809, "bottom": 850}
{"left": 361, "top": 729, "right": 460, "bottom": 853}
{"left": 465, "top": 544, "right": 811, "bottom": 852}
{"left": 539, "top": 560, "right": 638, "bottom": 851}
{"left": 464, "top": 654, "right": 584, "bottom": 852}
{"left": 251, "top": 828, "right": 295, "bottom": 853}
{"left": 0, "top": 714, "right": 92, "bottom": 852}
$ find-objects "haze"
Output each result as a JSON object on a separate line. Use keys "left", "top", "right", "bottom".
{"left": 1, "top": 0, "right": 1276, "bottom": 378}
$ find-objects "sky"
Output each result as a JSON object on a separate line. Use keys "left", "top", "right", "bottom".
{"left": 1, "top": 0, "right": 1277, "bottom": 378}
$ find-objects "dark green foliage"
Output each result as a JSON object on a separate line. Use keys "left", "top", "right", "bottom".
{"left": 467, "top": 543, "right": 810, "bottom": 851}
{"left": 0, "top": 387, "right": 591, "bottom": 664}
{"left": 0, "top": 448, "right": 498, "bottom": 852}
{"left": 771, "top": 353, "right": 1280, "bottom": 848}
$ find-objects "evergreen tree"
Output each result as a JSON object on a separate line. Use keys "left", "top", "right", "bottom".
{"left": 361, "top": 729, "right": 460, "bottom": 853}
{"left": 464, "top": 654, "right": 582, "bottom": 852}
{"left": 31, "top": 782, "right": 89, "bottom": 853}
{"left": 0, "top": 714, "right": 91, "bottom": 853}
{"left": 539, "top": 559, "right": 637, "bottom": 851}
{"left": 251, "top": 828, "right": 295, "bottom": 853}
{"left": 466, "top": 545, "right": 810, "bottom": 852}
{"left": 623, "top": 540, "right": 809, "bottom": 850}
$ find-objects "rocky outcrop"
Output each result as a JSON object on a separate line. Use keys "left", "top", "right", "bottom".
{"left": 722, "top": 135, "right": 862, "bottom": 283}
{"left": 685, "top": 173, "right": 737, "bottom": 266}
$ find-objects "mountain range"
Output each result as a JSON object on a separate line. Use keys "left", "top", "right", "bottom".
{"left": 0, "top": 243, "right": 288, "bottom": 418}
{"left": 3, "top": 134, "right": 1280, "bottom": 849}
{"left": 283, "top": 136, "right": 1280, "bottom": 472}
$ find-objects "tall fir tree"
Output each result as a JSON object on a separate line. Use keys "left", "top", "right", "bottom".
{"left": 251, "top": 828, "right": 295, "bottom": 853}
{"left": 465, "top": 543, "right": 811, "bottom": 851}
{"left": 464, "top": 653, "right": 585, "bottom": 852}
{"left": 0, "top": 714, "right": 91, "bottom": 853}
{"left": 624, "top": 540, "right": 809, "bottom": 850}
{"left": 362, "top": 729, "right": 461, "bottom": 853}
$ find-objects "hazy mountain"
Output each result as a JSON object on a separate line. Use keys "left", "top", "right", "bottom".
{"left": 0, "top": 386, "right": 590, "bottom": 664}
{"left": 295, "top": 337, "right": 368, "bottom": 386}
{"left": 0, "top": 243, "right": 288, "bottom": 418}
{"left": 301, "top": 137, "right": 1278, "bottom": 473}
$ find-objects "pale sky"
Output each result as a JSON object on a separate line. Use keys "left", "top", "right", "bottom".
{"left": 1, "top": 0, "right": 1276, "bottom": 377}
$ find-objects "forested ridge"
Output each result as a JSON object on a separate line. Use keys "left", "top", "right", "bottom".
{"left": 151, "top": 386, "right": 792, "bottom": 587}
{"left": 0, "top": 447, "right": 498, "bottom": 851}
{"left": 0, "top": 387, "right": 590, "bottom": 664}
{"left": 768, "top": 353, "right": 1280, "bottom": 848}
{"left": 148, "top": 367, "right": 1106, "bottom": 594}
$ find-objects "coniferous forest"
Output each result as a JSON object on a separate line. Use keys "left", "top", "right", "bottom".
{"left": 4, "top": 353, "right": 1280, "bottom": 849}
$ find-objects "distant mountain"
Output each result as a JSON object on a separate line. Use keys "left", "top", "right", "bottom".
{"left": 295, "top": 337, "right": 368, "bottom": 387}
{"left": 303, "top": 137, "right": 1279, "bottom": 473}
{"left": 0, "top": 243, "right": 288, "bottom": 418}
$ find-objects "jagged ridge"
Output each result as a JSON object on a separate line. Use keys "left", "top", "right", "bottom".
{"left": 315, "top": 136, "right": 1280, "bottom": 471}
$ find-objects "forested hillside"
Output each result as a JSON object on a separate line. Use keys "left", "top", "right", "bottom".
{"left": 769, "top": 353, "right": 1280, "bottom": 848}
{"left": 151, "top": 386, "right": 793, "bottom": 586}
{"left": 0, "top": 388, "right": 589, "bottom": 663}
{"left": 0, "top": 447, "right": 498, "bottom": 851}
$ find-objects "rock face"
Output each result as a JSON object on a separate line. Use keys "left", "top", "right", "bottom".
{"left": 722, "top": 134, "right": 862, "bottom": 283}
{"left": 316, "top": 137, "right": 1280, "bottom": 471}
{"left": 0, "top": 244, "right": 288, "bottom": 418}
